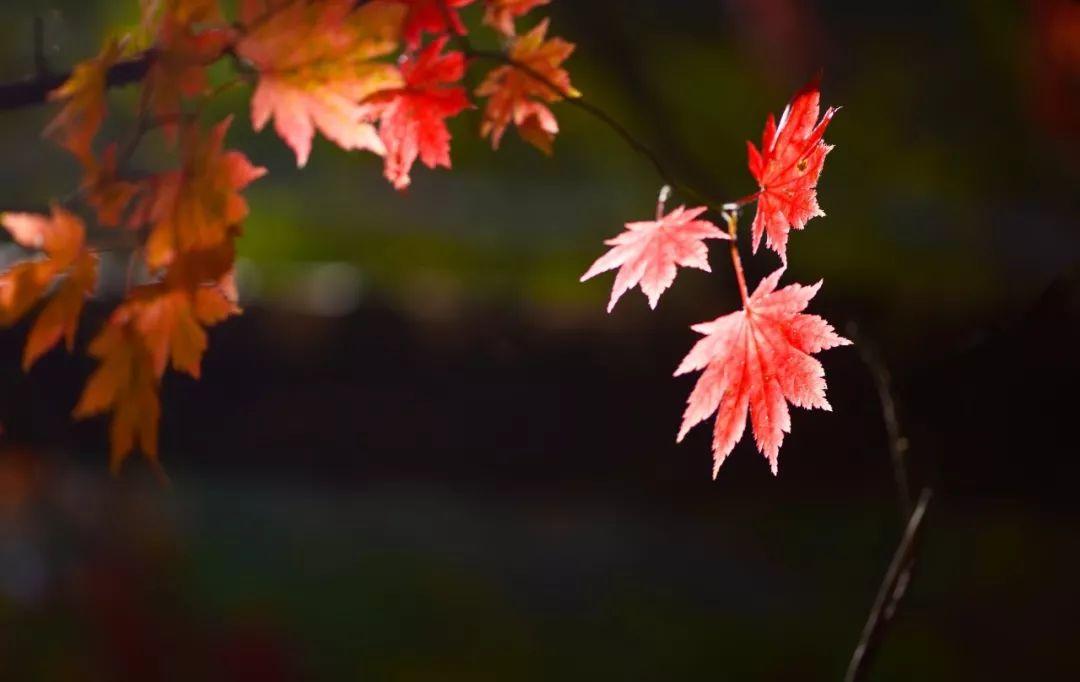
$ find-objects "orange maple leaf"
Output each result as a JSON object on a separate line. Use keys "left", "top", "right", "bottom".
{"left": 44, "top": 40, "right": 123, "bottom": 166}
{"left": 74, "top": 243, "right": 239, "bottom": 470}
{"left": 675, "top": 268, "right": 850, "bottom": 476}
{"left": 476, "top": 18, "right": 578, "bottom": 154}
{"left": 136, "top": 117, "right": 265, "bottom": 269}
{"left": 0, "top": 206, "right": 99, "bottom": 369}
{"left": 84, "top": 143, "right": 142, "bottom": 227}
{"left": 74, "top": 320, "right": 161, "bottom": 472}
{"left": 237, "top": 0, "right": 406, "bottom": 166}
{"left": 482, "top": 0, "right": 549, "bottom": 36}
{"left": 142, "top": 0, "right": 234, "bottom": 139}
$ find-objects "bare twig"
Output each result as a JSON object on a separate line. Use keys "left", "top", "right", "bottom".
{"left": 845, "top": 488, "right": 932, "bottom": 682}
{"left": 847, "top": 322, "right": 913, "bottom": 517}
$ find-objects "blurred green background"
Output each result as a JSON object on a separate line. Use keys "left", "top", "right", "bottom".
{"left": 0, "top": 0, "right": 1078, "bottom": 680}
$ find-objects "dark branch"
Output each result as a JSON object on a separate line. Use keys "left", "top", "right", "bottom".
{"left": 845, "top": 487, "right": 933, "bottom": 682}
{"left": 0, "top": 52, "right": 152, "bottom": 112}
{"left": 847, "top": 323, "right": 913, "bottom": 517}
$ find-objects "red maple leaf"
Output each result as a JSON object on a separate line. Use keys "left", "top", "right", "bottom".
{"left": 399, "top": 0, "right": 475, "bottom": 49}
{"left": 361, "top": 37, "right": 469, "bottom": 190}
{"left": 675, "top": 268, "right": 850, "bottom": 476}
{"left": 580, "top": 205, "right": 729, "bottom": 312}
{"left": 746, "top": 76, "right": 836, "bottom": 262}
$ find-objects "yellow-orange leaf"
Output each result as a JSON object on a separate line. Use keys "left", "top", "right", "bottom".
{"left": 482, "top": 0, "right": 548, "bottom": 36}
{"left": 74, "top": 319, "right": 160, "bottom": 472}
{"left": 142, "top": 0, "right": 233, "bottom": 138}
{"left": 44, "top": 40, "right": 122, "bottom": 167}
{"left": 84, "top": 144, "right": 141, "bottom": 227}
{"left": 139, "top": 117, "right": 265, "bottom": 269}
{"left": 476, "top": 18, "right": 578, "bottom": 153}
{"left": 237, "top": 0, "right": 406, "bottom": 166}
{"left": 74, "top": 242, "right": 239, "bottom": 469}
{"left": 0, "top": 206, "right": 98, "bottom": 368}
{"left": 22, "top": 253, "right": 98, "bottom": 370}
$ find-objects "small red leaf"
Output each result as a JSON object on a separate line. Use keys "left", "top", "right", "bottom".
{"left": 746, "top": 76, "right": 836, "bottom": 262}
{"left": 581, "top": 205, "right": 729, "bottom": 312}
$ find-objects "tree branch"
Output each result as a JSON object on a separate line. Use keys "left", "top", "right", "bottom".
{"left": 845, "top": 487, "right": 932, "bottom": 682}
{"left": 0, "top": 52, "right": 152, "bottom": 112}
{"left": 465, "top": 46, "right": 757, "bottom": 215}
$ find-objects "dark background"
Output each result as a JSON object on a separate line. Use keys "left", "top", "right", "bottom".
{"left": 0, "top": 0, "right": 1077, "bottom": 679}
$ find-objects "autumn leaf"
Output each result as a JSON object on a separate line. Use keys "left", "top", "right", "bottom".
{"left": 138, "top": 117, "right": 265, "bottom": 269}
{"left": 74, "top": 243, "right": 239, "bottom": 470}
{"left": 581, "top": 205, "right": 729, "bottom": 312}
{"left": 84, "top": 143, "right": 141, "bottom": 227}
{"left": 74, "top": 317, "right": 160, "bottom": 472}
{"left": 44, "top": 40, "right": 123, "bottom": 166}
{"left": 397, "top": 0, "right": 475, "bottom": 49}
{"left": 142, "top": 0, "right": 233, "bottom": 139}
{"left": 675, "top": 268, "right": 850, "bottom": 476}
{"left": 476, "top": 18, "right": 578, "bottom": 153}
{"left": 360, "top": 37, "right": 469, "bottom": 190}
{"left": 0, "top": 206, "right": 98, "bottom": 369}
{"left": 237, "top": 0, "right": 406, "bottom": 167}
{"left": 482, "top": 0, "right": 549, "bottom": 36}
{"left": 746, "top": 76, "right": 837, "bottom": 262}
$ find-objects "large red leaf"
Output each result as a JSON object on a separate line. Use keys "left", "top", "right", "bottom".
{"left": 675, "top": 268, "right": 850, "bottom": 476}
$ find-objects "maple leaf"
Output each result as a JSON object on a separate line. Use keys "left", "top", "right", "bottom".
{"left": 137, "top": 117, "right": 265, "bottom": 269}
{"left": 237, "top": 0, "right": 406, "bottom": 167}
{"left": 675, "top": 268, "right": 850, "bottom": 476}
{"left": 397, "top": 0, "right": 475, "bottom": 49}
{"left": 482, "top": 0, "right": 548, "bottom": 36}
{"left": 74, "top": 319, "right": 161, "bottom": 472}
{"left": 142, "top": 0, "right": 233, "bottom": 139}
{"left": 581, "top": 205, "right": 729, "bottom": 312}
{"left": 475, "top": 18, "right": 578, "bottom": 153}
{"left": 84, "top": 143, "right": 141, "bottom": 227}
{"left": 44, "top": 40, "right": 123, "bottom": 167}
{"left": 746, "top": 76, "right": 837, "bottom": 262}
{"left": 0, "top": 206, "right": 99, "bottom": 369}
{"left": 360, "top": 37, "right": 469, "bottom": 190}
{"left": 74, "top": 243, "right": 239, "bottom": 470}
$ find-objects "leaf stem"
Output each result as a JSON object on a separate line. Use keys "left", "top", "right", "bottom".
{"left": 724, "top": 211, "right": 749, "bottom": 306}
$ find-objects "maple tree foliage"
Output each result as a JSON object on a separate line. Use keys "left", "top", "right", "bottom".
{"left": 475, "top": 18, "right": 579, "bottom": 154}
{"left": 1, "top": 0, "right": 847, "bottom": 479}
{"left": 400, "top": 0, "right": 475, "bottom": 49}
{"left": 746, "top": 76, "right": 837, "bottom": 263}
{"left": 581, "top": 76, "right": 846, "bottom": 474}
{"left": 580, "top": 205, "right": 729, "bottom": 312}
{"left": 0, "top": 206, "right": 98, "bottom": 371}
{"left": 237, "top": 0, "right": 406, "bottom": 167}
{"left": 359, "top": 37, "right": 470, "bottom": 189}
{"left": 482, "top": 0, "right": 549, "bottom": 36}
{"left": 675, "top": 268, "right": 850, "bottom": 476}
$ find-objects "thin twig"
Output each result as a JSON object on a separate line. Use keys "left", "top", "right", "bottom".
{"left": 466, "top": 46, "right": 755, "bottom": 216}
{"left": 847, "top": 322, "right": 912, "bottom": 517}
{"left": 845, "top": 488, "right": 932, "bottom": 682}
